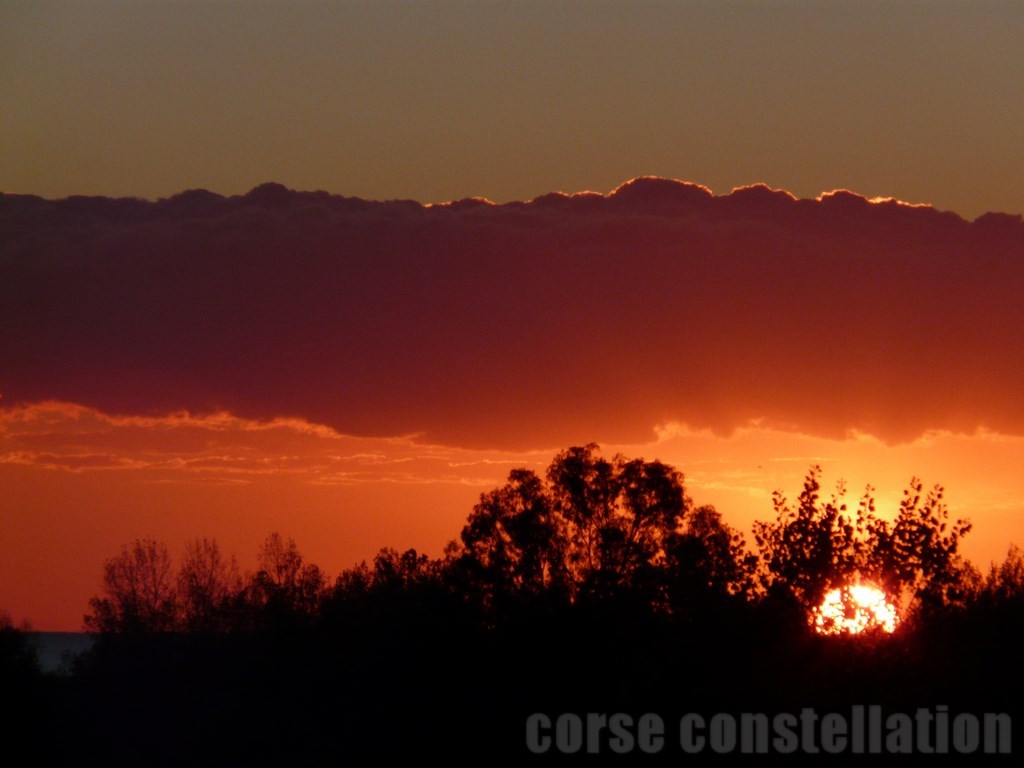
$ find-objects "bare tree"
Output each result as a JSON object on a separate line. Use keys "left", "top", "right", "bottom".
{"left": 85, "top": 538, "right": 178, "bottom": 632}
{"left": 177, "top": 537, "right": 241, "bottom": 632}
{"left": 251, "top": 532, "right": 325, "bottom": 619}
{"left": 256, "top": 532, "right": 303, "bottom": 590}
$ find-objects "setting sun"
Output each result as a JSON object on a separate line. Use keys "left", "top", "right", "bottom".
{"left": 812, "top": 583, "right": 899, "bottom": 636}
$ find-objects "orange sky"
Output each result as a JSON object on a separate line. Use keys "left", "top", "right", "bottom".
{"left": 3, "top": 401, "right": 1023, "bottom": 630}
{"left": 3, "top": 2, "right": 1023, "bottom": 631}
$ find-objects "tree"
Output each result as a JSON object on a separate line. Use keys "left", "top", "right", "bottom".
{"left": 1, "top": 611, "right": 41, "bottom": 679}
{"left": 545, "top": 445, "right": 619, "bottom": 589}
{"left": 85, "top": 538, "right": 178, "bottom": 632}
{"left": 256, "top": 532, "right": 304, "bottom": 589}
{"left": 753, "top": 467, "right": 859, "bottom": 607}
{"left": 453, "top": 445, "right": 722, "bottom": 616}
{"left": 980, "top": 545, "right": 1024, "bottom": 605}
{"left": 885, "top": 478, "right": 974, "bottom": 612}
{"left": 325, "top": 548, "right": 452, "bottom": 633}
{"left": 548, "top": 444, "right": 691, "bottom": 601}
{"left": 369, "top": 547, "right": 440, "bottom": 593}
{"left": 458, "top": 468, "right": 568, "bottom": 612}
{"left": 250, "top": 532, "right": 325, "bottom": 621}
{"left": 177, "top": 537, "right": 242, "bottom": 632}
{"left": 753, "top": 467, "right": 974, "bottom": 615}
{"left": 666, "top": 504, "right": 757, "bottom": 613}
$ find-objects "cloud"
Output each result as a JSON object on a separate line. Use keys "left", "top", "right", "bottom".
{"left": 2, "top": 178, "right": 1021, "bottom": 449}
{"left": 0, "top": 401, "right": 545, "bottom": 485}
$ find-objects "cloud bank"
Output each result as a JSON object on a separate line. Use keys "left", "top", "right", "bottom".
{"left": 2, "top": 178, "right": 1021, "bottom": 449}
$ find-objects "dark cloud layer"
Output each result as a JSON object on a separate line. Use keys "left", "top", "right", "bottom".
{"left": 2, "top": 178, "right": 1021, "bottom": 449}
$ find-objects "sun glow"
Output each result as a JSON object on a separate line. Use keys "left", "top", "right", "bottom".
{"left": 812, "top": 583, "right": 899, "bottom": 636}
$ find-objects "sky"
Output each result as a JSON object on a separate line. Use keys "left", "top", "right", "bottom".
{"left": 3, "top": 1, "right": 1023, "bottom": 217}
{"left": 2, "top": 1, "right": 1023, "bottom": 630}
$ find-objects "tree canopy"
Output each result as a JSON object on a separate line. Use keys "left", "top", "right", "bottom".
{"left": 80, "top": 447, "right": 989, "bottom": 636}
{"left": 753, "top": 466, "right": 975, "bottom": 618}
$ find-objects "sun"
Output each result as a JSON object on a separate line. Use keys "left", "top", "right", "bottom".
{"left": 812, "top": 583, "right": 899, "bottom": 636}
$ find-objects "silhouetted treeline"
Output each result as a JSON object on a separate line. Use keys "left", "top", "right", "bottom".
{"left": 6, "top": 445, "right": 1023, "bottom": 764}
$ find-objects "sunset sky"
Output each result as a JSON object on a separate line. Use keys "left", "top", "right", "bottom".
{"left": 2, "top": 1, "right": 1023, "bottom": 630}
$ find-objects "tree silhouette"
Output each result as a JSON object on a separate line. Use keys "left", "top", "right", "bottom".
{"left": 666, "top": 504, "right": 757, "bottom": 616}
{"left": 326, "top": 547, "right": 456, "bottom": 634}
{"left": 1, "top": 612, "right": 40, "bottom": 679}
{"left": 753, "top": 467, "right": 859, "bottom": 606}
{"left": 457, "top": 467, "right": 568, "bottom": 614}
{"left": 369, "top": 547, "right": 441, "bottom": 593}
{"left": 256, "top": 532, "right": 304, "bottom": 588}
{"left": 753, "top": 467, "right": 974, "bottom": 617}
{"left": 177, "top": 537, "right": 242, "bottom": 632}
{"left": 84, "top": 538, "right": 178, "bottom": 633}
{"left": 452, "top": 444, "right": 756, "bottom": 620}
{"left": 250, "top": 532, "right": 326, "bottom": 623}
{"left": 547, "top": 445, "right": 691, "bottom": 602}
{"left": 885, "top": 478, "right": 974, "bottom": 613}
{"left": 980, "top": 545, "right": 1024, "bottom": 605}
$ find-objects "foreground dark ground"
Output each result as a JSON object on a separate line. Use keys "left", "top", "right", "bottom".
{"left": 4, "top": 596, "right": 1022, "bottom": 766}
